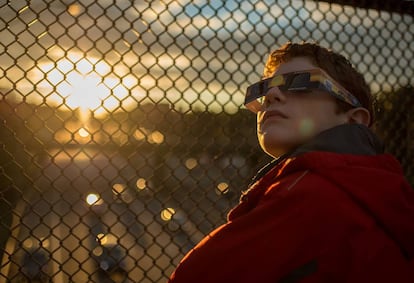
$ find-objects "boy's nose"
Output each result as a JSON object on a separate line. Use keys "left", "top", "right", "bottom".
{"left": 264, "top": 87, "right": 286, "bottom": 106}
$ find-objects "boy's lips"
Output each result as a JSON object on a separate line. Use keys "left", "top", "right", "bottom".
{"left": 262, "top": 110, "right": 288, "bottom": 123}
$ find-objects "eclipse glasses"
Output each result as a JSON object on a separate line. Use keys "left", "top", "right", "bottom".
{"left": 244, "top": 69, "right": 362, "bottom": 113}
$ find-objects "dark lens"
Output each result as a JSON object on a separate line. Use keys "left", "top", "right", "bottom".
{"left": 259, "top": 78, "right": 271, "bottom": 95}
{"left": 245, "top": 79, "right": 269, "bottom": 104}
{"left": 286, "top": 72, "right": 311, "bottom": 91}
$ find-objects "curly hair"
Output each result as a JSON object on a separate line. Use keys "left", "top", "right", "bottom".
{"left": 263, "top": 42, "right": 374, "bottom": 125}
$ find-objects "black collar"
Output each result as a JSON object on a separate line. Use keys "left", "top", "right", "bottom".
{"left": 249, "top": 124, "right": 384, "bottom": 185}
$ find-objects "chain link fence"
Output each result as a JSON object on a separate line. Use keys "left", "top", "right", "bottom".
{"left": 1, "top": 0, "right": 413, "bottom": 282}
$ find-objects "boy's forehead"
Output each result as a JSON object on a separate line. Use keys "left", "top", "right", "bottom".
{"left": 271, "top": 56, "right": 317, "bottom": 76}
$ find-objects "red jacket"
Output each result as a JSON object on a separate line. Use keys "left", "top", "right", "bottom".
{"left": 168, "top": 150, "right": 414, "bottom": 283}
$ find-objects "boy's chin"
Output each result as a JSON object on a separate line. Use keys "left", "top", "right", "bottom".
{"left": 260, "top": 143, "right": 293, "bottom": 159}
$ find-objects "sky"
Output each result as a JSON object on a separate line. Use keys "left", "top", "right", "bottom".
{"left": 0, "top": 0, "right": 413, "bottom": 115}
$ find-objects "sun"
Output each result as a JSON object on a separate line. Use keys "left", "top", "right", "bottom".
{"left": 36, "top": 55, "right": 129, "bottom": 117}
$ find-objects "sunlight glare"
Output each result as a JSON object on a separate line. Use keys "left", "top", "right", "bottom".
{"left": 78, "top": 127, "right": 89, "bottom": 138}
{"left": 161, "top": 208, "right": 175, "bottom": 221}
{"left": 86, "top": 193, "right": 103, "bottom": 206}
{"left": 66, "top": 75, "right": 104, "bottom": 110}
{"left": 35, "top": 55, "right": 132, "bottom": 116}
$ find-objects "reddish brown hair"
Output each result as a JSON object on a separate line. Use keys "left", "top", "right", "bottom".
{"left": 263, "top": 42, "right": 374, "bottom": 125}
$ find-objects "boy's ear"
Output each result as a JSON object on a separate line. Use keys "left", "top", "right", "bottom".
{"left": 346, "top": 107, "right": 371, "bottom": 126}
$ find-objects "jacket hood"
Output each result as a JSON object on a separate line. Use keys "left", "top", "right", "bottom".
{"left": 249, "top": 124, "right": 383, "bottom": 185}
{"left": 270, "top": 124, "right": 414, "bottom": 262}
{"left": 290, "top": 123, "right": 384, "bottom": 156}
{"left": 293, "top": 151, "right": 414, "bottom": 262}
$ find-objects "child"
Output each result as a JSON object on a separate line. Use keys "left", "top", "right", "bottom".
{"left": 168, "top": 42, "right": 414, "bottom": 283}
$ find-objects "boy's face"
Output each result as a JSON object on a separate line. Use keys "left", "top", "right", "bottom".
{"left": 257, "top": 57, "right": 349, "bottom": 158}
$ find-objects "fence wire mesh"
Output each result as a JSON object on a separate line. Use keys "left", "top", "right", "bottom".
{"left": 1, "top": 0, "right": 413, "bottom": 282}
